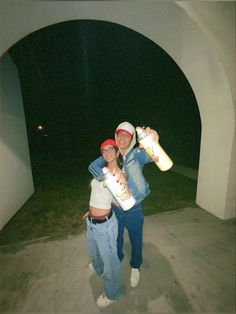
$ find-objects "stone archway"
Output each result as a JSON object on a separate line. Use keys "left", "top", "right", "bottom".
{"left": 0, "top": 1, "right": 235, "bottom": 229}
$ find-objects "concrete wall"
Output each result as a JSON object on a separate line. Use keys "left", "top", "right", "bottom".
{"left": 0, "top": 53, "right": 34, "bottom": 230}
{"left": 178, "top": 1, "right": 235, "bottom": 219}
{"left": 0, "top": 1, "right": 235, "bottom": 226}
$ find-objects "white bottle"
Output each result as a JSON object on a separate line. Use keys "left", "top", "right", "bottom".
{"left": 102, "top": 167, "right": 136, "bottom": 211}
{"left": 136, "top": 127, "right": 173, "bottom": 171}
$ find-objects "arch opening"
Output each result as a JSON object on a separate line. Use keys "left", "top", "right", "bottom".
{"left": 0, "top": 2, "right": 234, "bottom": 230}
{"left": 8, "top": 19, "right": 201, "bottom": 168}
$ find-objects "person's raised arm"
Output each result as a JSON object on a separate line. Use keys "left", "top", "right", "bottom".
{"left": 136, "top": 126, "right": 160, "bottom": 165}
{"left": 88, "top": 156, "right": 106, "bottom": 181}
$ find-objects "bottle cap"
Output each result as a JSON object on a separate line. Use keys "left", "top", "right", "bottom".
{"left": 136, "top": 127, "right": 146, "bottom": 140}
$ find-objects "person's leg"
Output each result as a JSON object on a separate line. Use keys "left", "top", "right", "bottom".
{"left": 117, "top": 218, "right": 125, "bottom": 262}
{"left": 86, "top": 219, "right": 103, "bottom": 275}
{"left": 95, "top": 214, "right": 121, "bottom": 300}
{"left": 112, "top": 204, "right": 125, "bottom": 262}
{"left": 128, "top": 216, "right": 143, "bottom": 269}
{"left": 125, "top": 204, "right": 144, "bottom": 287}
{"left": 126, "top": 204, "right": 144, "bottom": 269}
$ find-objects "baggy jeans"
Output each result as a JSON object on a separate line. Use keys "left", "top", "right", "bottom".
{"left": 112, "top": 203, "right": 144, "bottom": 269}
{"left": 86, "top": 213, "right": 121, "bottom": 300}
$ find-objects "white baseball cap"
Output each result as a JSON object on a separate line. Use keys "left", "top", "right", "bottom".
{"left": 115, "top": 122, "right": 135, "bottom": 137}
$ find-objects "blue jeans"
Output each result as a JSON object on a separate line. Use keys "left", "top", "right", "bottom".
{"left": 86, "top": 212, "right": 121, "bottom": 300}
{"left": 111, "top": 203, "right": 144, "bottom": 269}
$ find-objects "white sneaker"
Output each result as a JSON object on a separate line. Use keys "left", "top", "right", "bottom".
{"left": 130, "top": 268, "right": 140, "bottom": 287}
{"left": 87, "top": 262, "right": 95, "bottom": 272}
{"left": 96, "top": 293, "right": 115, "bottom": 308}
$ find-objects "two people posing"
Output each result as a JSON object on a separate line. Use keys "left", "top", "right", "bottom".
{"left": 86, "top": 122, "right": 159, "bottom": 308}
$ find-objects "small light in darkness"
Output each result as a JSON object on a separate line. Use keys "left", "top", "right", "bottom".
{"left": 36, "top": 125, "right": 44, "bottom": 132}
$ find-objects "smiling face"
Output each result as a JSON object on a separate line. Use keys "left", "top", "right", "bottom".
{"left": 101, "top": 145, "right": 118, "bottom": 164}
{"left": 116, "top": 130, "right": 133, "bottom": 154}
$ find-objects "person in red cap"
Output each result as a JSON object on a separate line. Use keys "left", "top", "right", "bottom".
{"left": 89, "top": 122, "right": 159, "bottom": 289}
{"left": 84, "top": 139, "right": 122, "bottom": 309}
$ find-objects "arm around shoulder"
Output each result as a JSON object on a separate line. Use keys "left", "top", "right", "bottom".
{"left": 88, "top": 156, "right": 106, "bottom": 181}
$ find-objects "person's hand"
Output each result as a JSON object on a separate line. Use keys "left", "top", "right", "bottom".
{"left": 145, "top": 126, "right": 159, "bottom": 142}
{"left": 82, "top": 210, "right": 90, "bottom": 219}
{"left": 137, "top": 126, "right": 159, "bottom": 148}
{"left": 112, "top": 169, "right": 127, "bottom": 184}
{"left": 152, "top": 155, "right": 159, "bottom": 163}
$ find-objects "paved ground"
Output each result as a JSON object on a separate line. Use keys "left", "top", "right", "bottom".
{"left": 0, "top": 207, "right": 235, "bottom": 313}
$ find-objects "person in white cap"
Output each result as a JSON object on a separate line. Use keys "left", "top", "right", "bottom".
{"left": 88, "top": 122, "right": 158, "bottom": 289}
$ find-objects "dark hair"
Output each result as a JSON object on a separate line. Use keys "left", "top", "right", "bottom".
{"left": 117, "top": 154, "right": 124, "bottom": 169}
{"left": 103, "top": 147, "right": 123, "bottom": 169}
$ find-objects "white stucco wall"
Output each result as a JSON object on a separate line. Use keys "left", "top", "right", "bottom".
{"left": 0, "top": 1, "right": 235, "bottom": 226}
{"left": 0, "top": 53, "right": 34, "bottom": 230}
{"left": 176, "top": 1, "right": 235, "bottom": 219}
{"left": 178, "top": 1, "right": 235, "bottom": 99}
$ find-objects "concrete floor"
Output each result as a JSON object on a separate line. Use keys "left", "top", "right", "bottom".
{"left": 0, "top": 207, "right": 235, "bottom": 313}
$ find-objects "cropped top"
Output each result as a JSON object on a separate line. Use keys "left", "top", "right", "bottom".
{"left": 89, "top": 178, "right": 113, "bottom": 209}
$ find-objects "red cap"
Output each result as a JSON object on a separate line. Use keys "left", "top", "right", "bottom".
{"left": 100, "top": 139, "right": 118, "bottom": 151}
{"left": 115, "top": 122, "right": 134, "bottom": 137}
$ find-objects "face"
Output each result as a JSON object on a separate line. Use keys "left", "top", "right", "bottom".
{"left": 116, "top": 131, "right": 133, "bottom": 153}
{"left": 101, "top": 145, "right": 118, "bottom": 163}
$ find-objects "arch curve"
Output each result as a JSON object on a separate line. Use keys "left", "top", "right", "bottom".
{"left": 0, "top": 1, "right": 235, "bottom": 229}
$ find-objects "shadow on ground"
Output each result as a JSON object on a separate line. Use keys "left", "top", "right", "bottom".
{"left": 0, "top": 207, "right": 235, "bottom": 313}
{"left": 90, "top": 242, "right": 193, "bottom": 313}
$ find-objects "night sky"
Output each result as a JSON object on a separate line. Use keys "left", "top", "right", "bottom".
{"left": 9, "top": 20, "right": 201, "bottom": 168}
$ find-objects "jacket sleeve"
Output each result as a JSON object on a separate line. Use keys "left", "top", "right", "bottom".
{"left": 88, "top": 156, "right": 106, "bottom": 181}
{"left": 134, "top": 147, "right": 152, "bottom": 166}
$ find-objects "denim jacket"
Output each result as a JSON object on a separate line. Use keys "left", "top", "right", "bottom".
{"left": 88, "top": 147, "right": 152, "bottom": 204}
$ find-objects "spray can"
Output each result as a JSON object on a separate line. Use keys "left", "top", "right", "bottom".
{"left": 136, "top": 127, "right": 173, "bottom": 171}
{"left": 102, "top": 167, "right": 136, "bottom": 211}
